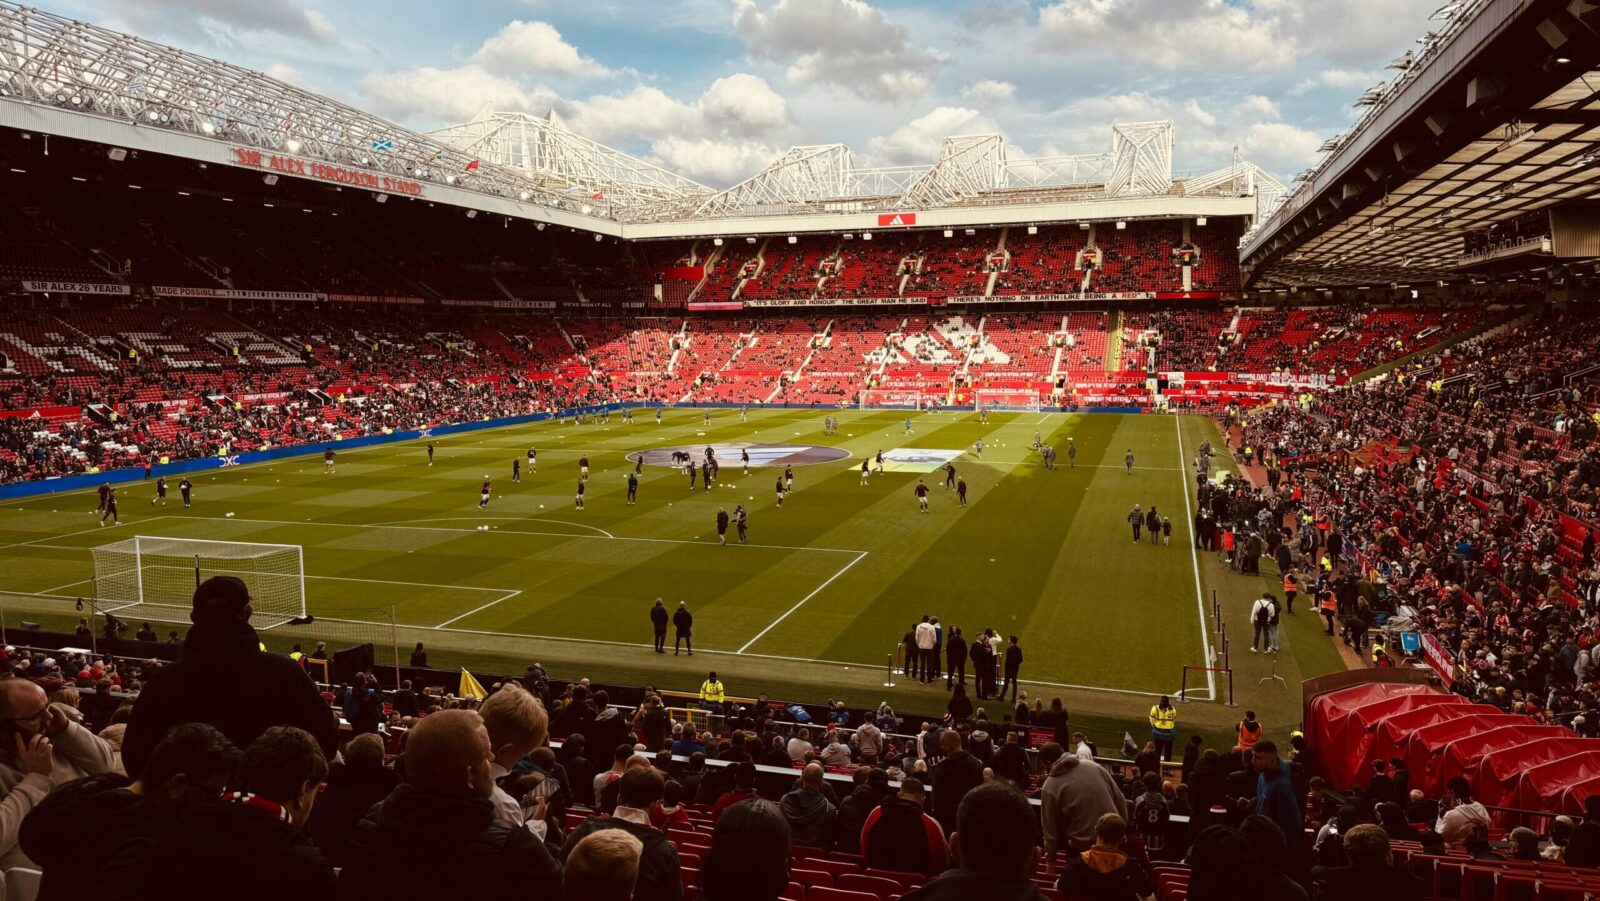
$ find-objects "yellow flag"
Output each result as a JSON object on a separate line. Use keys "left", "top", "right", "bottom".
{"left": 459, "top": 668, "right": 487, "bottom": 700}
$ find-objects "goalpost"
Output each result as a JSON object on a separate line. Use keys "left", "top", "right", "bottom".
{"left": 974, "top": 388, "right": 1044, "bottom": 412}
{"left": 859, "top": 389, "right": 933, "bottom": 410}
{"left": 91, "top": 536, "right": 307, "bottom": 628}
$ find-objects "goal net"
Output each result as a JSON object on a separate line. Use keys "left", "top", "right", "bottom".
{"left": 92, "top": 536, "right": 306, "bottom": 628}
{"left": 859, "top": 389, "right": 933, "bottom": 410}
{"left": 975, "top": 389, "right": 1043, "bottom": 412}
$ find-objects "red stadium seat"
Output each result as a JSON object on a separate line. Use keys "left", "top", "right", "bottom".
{"left": 807, "top": 888, "right": 879, "bottom": 901}
{"left": 837, "top": 873, "right": 904, "bottom": 899}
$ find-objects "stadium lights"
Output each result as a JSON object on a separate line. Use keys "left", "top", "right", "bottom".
{"left": 1556, "top": 57, "right": 1572, "bottom": 64}
{"left": 106, "top": 148, "right": 127, "bottom": 162}
{"left": 1079, "top": 223, "right": 1090, "bottom": 230}
{"left": 373, "top": 193, "right": 387, "bottom": 204}
{"left": 466, "top": 209, "right": 477, "bottom": 219}
{"left": 787, "top": 235, "right": 797, "bottom": 244}
{"left": 745, "top": 237, "right": 756, "bottom": 244}
{"left": 262, "top": 174, "right": 278, "bottom": 186}
{"left": 594, "top": 234, "right": 603, "bottom": 242}
{"left": 581, "top": 204, "right": 593, "bottom": 215}
{"left": 263, "top": 203, "right": 274, "bottom": 208}
{"left": 72, "top": 177, "right": 86, "bottom": 182}
{"left": 1115, "top": 220, "right": 1127, "bottom": 229}
{"left": 7, "top": 168, "right": 23, "bottom": 174}
{"left": 127, "top": 184, "right": 141, "bottom": 190}
{"left": 536, "top": 222, "right": 546, "bottom": 231}
{"left": 713, "top": 238, "right": 723, "bottom": 246}
{"left": 519, "top": 191, "right": 530, "bottom": 201}
{"left": 445, "top": 175, "right": 457, "bottom": 185}
{"left": 1196, "top": 217, "right": 1207, "bottom": 226}
{"left": 943, "top": 229, "right": 953, "bottom": 238}
{"left": 862, "top": 232, "right": 872, "bottom": 240}
{"left": 964, "top": 228, "right": 975, "bottom": 236}
{"left": 1027, "top": 225, "right": 1038, "bottom": 235}
{"left": 285, "top": 139, "right": 302, "bottom": 154}
{"left": 177, "top": 190, "right": 189, "bottom": 196}
{"left": 200, "top": 122, "right": 216, "bottom": 134}
{"left": 302, "top": 208, "right": 313, "bottom": 213}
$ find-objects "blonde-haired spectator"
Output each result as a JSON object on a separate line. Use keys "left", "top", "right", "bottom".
{"left": 564, "top": 828, "right": 642, "bottom": 901}
{"left": 478, "top": 684, "right": 549, "bottom": 833}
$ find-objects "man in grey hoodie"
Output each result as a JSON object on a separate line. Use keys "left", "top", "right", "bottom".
{"left": 1039, "top": 742, "right": 1128, "bottom": 872}
{"left": 780, "top": 763, "right": 838, "bottom": 851}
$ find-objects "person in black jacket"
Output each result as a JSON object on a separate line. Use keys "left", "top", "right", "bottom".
{"left": 562, "top": 766, "right": 683, "bottom": 901}
{"left": 338, "top": 710, "right": 562, "bottom": 901}
{"left": 21, "top": 723, "right": 240, "bottom": 901}
{"left": 932, "top": 730, "right": 984, "bottom": 836}
{"left": 650, "top": 598, "right": 669, "bottom": 653}
{"left": 1565, "top": 795, "right": 1600, "bottom": 867}
{"left": 1002, "top": 636, "right": 1024, "bottom": 702}
{"left": 903, "top": 782, "right": 1046, "bottom": 901}
{"left": 1316, "top": 823, "right": 1424, "bottom": 900}
{"left": 306, "top": 733, "right": 399, "bottom": 867}
{"left": 698, "top": 798, "right": 791, "bottom": 901}
{"left": 945, "top": 626, "right": 967, "bottom": 690}
{"left": 121, "top": 576, "right": 337, "bottom": 776}
{"left": 154, "top": 726, "right": 335, "bottom": 901}
{"left": 836, "top": 767, "right": 891, "bottom": 855}
{"left": 673, "top": 601, "right": 694, "bottom": 655}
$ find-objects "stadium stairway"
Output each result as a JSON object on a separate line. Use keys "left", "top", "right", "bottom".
{"left": 1106, "top": 310, "right": 1124, "bottom": 372}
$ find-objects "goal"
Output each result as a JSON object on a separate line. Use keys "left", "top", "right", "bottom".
{"left": 91, "top": 536, "right": 306, "bottom": 627}
{"left": 859, "top": 389, "right": 934, "bottom": 410}
{"left": 975, "top": 388, "right": 1044, "bottom": 412}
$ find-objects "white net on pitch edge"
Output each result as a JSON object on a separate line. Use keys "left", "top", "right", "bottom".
{"left": 91, "top": 536, "right": 306, "bottom": 627}
{"left": 975, "top": 389, "right": 1043, "bottom": 412}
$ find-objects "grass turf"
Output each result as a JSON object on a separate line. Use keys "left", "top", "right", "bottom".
{"left": 0, "top": 409, "right": 1348, "bottom": 748}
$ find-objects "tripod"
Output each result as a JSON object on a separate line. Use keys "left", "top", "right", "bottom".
{"left": 1258, "top": 652, "right": 1287, "bottom": 687}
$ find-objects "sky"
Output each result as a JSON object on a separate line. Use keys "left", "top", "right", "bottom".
{"left": 58, "top": 0, "right": 1444, "bottom": 189}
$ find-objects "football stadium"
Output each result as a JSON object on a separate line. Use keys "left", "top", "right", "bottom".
{"left": 0, "top": 0, "right": 1599, "bottom": 897}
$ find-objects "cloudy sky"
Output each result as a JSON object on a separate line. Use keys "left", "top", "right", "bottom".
{"left": 58, "top": 0, "right": 1441, "bottom": 187}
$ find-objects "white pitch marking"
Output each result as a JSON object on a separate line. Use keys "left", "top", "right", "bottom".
{"left": 433, "top": 589, "right": 525, "bottom": 629}
{"left": 737, "top": 550, "right": 869, "bottom": 654}
{"left": 1174, "top": 415, "right": 1217, "bottom": 700}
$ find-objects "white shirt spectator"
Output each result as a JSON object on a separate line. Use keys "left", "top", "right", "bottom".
{"left": 914, "top": 621, "right": 937, "bottom": 651}
{"left": 786, "top": 737, "right": 814, "bottom": 762}
{"left": 1074, "top": 740, "right": 1095, "bottom": 762}
{"left": 1437, "top": 799, "right": 1490, "bottom": 846}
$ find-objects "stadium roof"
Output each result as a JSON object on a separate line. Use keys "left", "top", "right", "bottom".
{"left": 1241, "top": 0, "right": 1600, "bottom": 290}
{"left": 0, "top": 0, "right": 1275, "bottom": 240}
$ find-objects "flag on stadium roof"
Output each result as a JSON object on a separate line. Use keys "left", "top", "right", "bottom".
{"left": 464, "top": 159, "right": 480, "bottom": 172}
{"left": 370, "top": 139, "right": 394, "bottom": 152}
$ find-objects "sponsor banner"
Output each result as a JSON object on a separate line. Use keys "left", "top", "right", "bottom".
{"left": 859, "top": 447, "right": 964, "bottom": 474}
{"left": 954, "top": 292, "right": 1155, "bottom": 304}
{"left": 440, "top": 298, "right": 557, "bottom": 310}
{"left": 0, "top": 406, "right": 79, "bottom": 421}
{"left": 742, "top": 296, "right": 928, "bottom": 309}
{"left": 1236, "top": 372, "right": 1335, "bottom": 388}
{"left": 1153, "top": 291, "right": 1222, "bottom": 301}
{"left": 21, "top": 280, "right": 129, "bottom": 295}
{"left": 877, "top": 212, "right": 917, "bottom": 227}
{"left": 231, "top": 148, "right": 424, "bottom": 197}
{"left": 1421, "top": 632, "right": 1456, "bottom": 687}
{"left": 630, "top": 442, "right": 850, "bottom": 469}
{"left": 324, "top": 294, "right": 427, "bottom": 306}
{"left": 687, "top": 302, "right": 745, "bottom": 311}
{"left": 153, "top": 286, "right": 324, "bottom": 302}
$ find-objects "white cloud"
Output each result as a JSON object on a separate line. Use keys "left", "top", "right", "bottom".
{"left": 963, "top": 79, "right": 1017, "bottom": 105}
{"left": 1239, "top": 121, "right": 1322, "bottom": 173}
{"left": 264, "top": 63, "right": 302, "bottom": 86}
{"left": 1319, "top": 67, "right": 1374, "bottom": 87}
{"left": 1243, "top": 95, "right": 1280, "bottom": 119}
{"left": 699, "top": 74, "right": 790, "bottom": 134}
{"left": 1038, "top": 0, "right": 1298, "bottom": 71}
{"left": 473, "top": 20, "right": 608, "bottom": 78}
{"left": 1183, "top": 99, "right": 1216, "bottom": 128}
{"left": 866, "top": 106, "right": 1002, "bottom": 165}
{"left": 650, "top": 137, "right": 782, "bottom": 184}
{"left": 109, "top": 0, "right": 335, "bottom": 43}
{"left": 359, "top": 65, "right": 548, "bottom": 124}
{"left": 732, "top": 0, "right": 937, "bottom": 102}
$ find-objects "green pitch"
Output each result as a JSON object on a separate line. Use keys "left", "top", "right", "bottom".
{"left": 0, "top": 409, "right": 1231, "bottom": 702}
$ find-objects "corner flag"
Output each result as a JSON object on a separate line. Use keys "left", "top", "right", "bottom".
{"left": 459, "top": 667, "right": 487, "bottom": 700}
